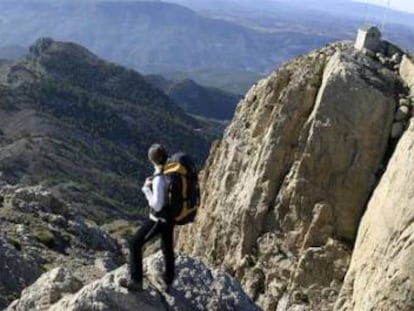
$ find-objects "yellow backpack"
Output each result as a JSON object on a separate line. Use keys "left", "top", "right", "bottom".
{"left": 162, "top": 152, "right": 200, "bottom": 225}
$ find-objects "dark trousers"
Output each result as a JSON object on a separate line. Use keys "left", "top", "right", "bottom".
{"left": 129, "top": 219, "right": 175, "bottom": 284}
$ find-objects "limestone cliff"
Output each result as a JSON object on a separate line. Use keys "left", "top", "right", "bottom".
{"left": 177, "top": 42, "right": 407, "bottom": 310}
{"left": 335, "top": 54, "right": 414, "bottom": 311}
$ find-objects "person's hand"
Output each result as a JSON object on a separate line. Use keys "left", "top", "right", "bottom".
{"left": 143, "top": 177, "right": 153, "bottom": 188}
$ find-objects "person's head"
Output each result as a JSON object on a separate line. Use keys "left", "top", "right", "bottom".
{"left": 148, "top": 143, "right": 168, "bottom": 166}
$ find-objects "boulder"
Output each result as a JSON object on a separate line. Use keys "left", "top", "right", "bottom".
{"left": 399, "top": 98, "right": 409, "bottom": 107}
{"left": 391, "top": 53, "right": 402, "bottom": 64}
{"left": 12, "top": 186, "right": 68, "bottom": 216}
{"left": 67, "top": 218, "right": 119, "bottom": 252}
{"left": 7, "top": 267, "right": 83, "bottom": 311}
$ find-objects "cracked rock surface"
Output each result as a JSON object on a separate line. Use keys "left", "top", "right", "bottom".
{"left": 177, "top": 42, "right": 403, "bottom": 310}
{"left": 7, "top": 252, "right": 259, "bottom": 311}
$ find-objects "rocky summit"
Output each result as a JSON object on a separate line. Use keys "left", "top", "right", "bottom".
{"left": 2, "top": 37, "right": 414, "bottom": 311}
{"left": 7, "top": 252, "right": 258, "bottom": 311}
{"left": 0, "top": 183, "right": 258, "bottom": 310}
{"left": 177, "top": 41, "right": 414, "bottom": 310}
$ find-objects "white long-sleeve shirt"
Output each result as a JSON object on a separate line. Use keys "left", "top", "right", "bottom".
{"left": 142, "top": 166, "right": 167, "bottom": 222}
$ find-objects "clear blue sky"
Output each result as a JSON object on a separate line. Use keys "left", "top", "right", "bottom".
{"left": 355, "top": 0, "right": 414, "bottom": 14}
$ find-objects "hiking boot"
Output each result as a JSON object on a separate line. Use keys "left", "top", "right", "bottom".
{"left": 159, "top": 276, "right": 174, "bottom": 293}
{"left": 164, "top": 276, "right": 174, "bottom": 289}
{"left": 165, "top": 283, "right": 174, "bottom": 295}
{"left": 119, "top": 277, "right": 143, "bottom": 292}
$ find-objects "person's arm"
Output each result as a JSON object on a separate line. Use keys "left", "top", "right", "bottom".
{"left": 142, "top": 176, "right": 165, "bottom": 212}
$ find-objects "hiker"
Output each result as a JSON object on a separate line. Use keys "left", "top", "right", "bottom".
{"left": 122, "top": 143, "right": 199, "bottom": 291}
{"left": 124, "top": 143, "right": 174, "bottom": 291}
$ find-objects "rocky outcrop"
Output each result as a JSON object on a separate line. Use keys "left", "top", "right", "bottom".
{"left": 8, "top": 252, "right": 259, "bottom": 311}
{"left": 400, "top": 55, "right": 414, "bottom": 93}
{"left": 7, "top": 267, "right": 83, "bottom": 311}
{"left": 177, "top": 42, "right": 401, "bottom": 310}
{"left": 335, "top": 119, "right": 414, "bottom": 310}
{"left": 0, "top": 184, "right": 124, "bottom": 307}
{"left": 0, "top": 238, "right": 40, "bottom": 309}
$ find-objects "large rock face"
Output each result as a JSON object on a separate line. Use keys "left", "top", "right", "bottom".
{"left": 177, "top": 42, "right": 400, "bottom": 310}
{"left": 335, "top": 120, "right": 414, "bottom": 311}
{"left": 8, "top": 252, "right": 259, "bottom": 311}
{"left": 335, "top": 53, "right": 414, "bottom": 311}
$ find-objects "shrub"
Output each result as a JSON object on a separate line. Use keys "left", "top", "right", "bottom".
{"left": 7, "top": 237, "right": 22, "bottom": 251}
{"left": 33, "top": 226, "right": 55, "bottom": 248}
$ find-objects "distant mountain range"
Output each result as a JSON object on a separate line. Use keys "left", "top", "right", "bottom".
{"left": 0, "top": 0, "right": 412, "bottom": 96}
{"left": 0, "top": 0, "right": 335, "bottom": 94}
{"left": 0, "top": 45, "right": 27, "bottom": 60}
{"left": 171, "top": 0, "right": 414, "bottom": 53}
{"left": 0, "top": 38, "right": 215, "bottom": 223}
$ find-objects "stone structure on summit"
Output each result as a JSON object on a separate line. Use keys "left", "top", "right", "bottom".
{"left": 354, "top": 25, "right": 382, "bottom": 52}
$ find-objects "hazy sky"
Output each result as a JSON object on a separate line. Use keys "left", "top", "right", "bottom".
{"left": 355, "top": 0, "right": 414, "bottom": 14}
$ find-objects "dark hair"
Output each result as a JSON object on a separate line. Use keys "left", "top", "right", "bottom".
{"left": 148, "top": 144, "right": 168, "bottom": 165}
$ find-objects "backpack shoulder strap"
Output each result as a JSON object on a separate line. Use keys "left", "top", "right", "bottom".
{"left": 164, "top": 162, "right": 187, "bottom": 175}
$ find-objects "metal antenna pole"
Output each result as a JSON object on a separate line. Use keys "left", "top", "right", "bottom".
{"left": 363, "top": 2, "right": 369, "bottom": 25}
{"left": 381, "top": 0, "right": 391, "bottom": 32}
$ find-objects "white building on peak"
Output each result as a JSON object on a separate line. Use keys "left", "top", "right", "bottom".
{"left": 354, "top": 26, "right": 382, "bottom": 53}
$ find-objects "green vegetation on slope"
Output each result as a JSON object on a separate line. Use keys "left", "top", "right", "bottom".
{"left": 146, "top": 75, "right": 242, "bottom": 120}
{"left": 0, "top": 38, "right": 215, "bottom": 223}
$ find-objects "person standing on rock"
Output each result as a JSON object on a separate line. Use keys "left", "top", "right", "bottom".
{"left": 122, "top": 143, "right": 175, "bottom": 291}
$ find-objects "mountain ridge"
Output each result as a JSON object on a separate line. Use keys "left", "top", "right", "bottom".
{"left": 0, "top": 37, "right": 214, "bottom": 223}
{"left": 146, "top": 75, "right": 241, "bottom": 120}
{"left": 0, "top": 0, "right": 335, "bottom": 81}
